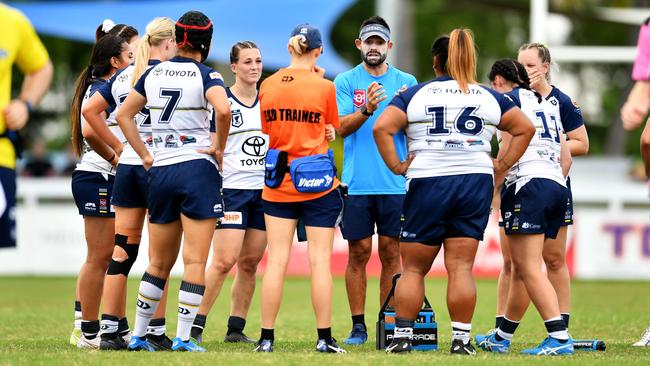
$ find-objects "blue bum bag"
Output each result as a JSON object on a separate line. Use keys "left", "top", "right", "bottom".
{"left": 289, "top": 149, "right": 336, "bottom": 193}
{"left": 264, "top": 149, "right": 288, "bottom": 188}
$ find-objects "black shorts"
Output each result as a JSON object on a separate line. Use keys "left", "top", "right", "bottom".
{"left": 71, "top": 170, "right": 115, "bottom": 218}
{"left": 561, "top": 176, "right": 574, "bottom": 226}
{"left": 340, "top": 194, "right": 404, "bottom": 240}
{"left": 218, "top": 188, "right": 265, "bottom": 231}
{"left": 111, "top": 163, "right": 149, "bottom": 208}
{"left": 500, "top": 178, "right": 568, "bottom": 239}
{"left": 147, "top": 159, "right": 223, "bottom": 224}
{"left": 401, "top": 174, "right": 493, "bottom": 246}
{"left": 263, "top": 187, "right": 344, "bottom": 228}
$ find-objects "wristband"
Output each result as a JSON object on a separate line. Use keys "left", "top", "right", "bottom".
{"left": 20, "top": 99, "right": 34, "bottom": 114}
{"left": 360, "top": 105, "right": 373, "bottom": 117}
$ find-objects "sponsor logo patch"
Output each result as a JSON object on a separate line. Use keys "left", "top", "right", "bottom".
{"left": 221, "top": 211, "right": 243, "bottom": 225}
{"left": 231, "top": 109, "right": 243, "bottom": 127}
{"left": 353, "top": 89, "right": 366, "bottom": 108}
{"left": 242, "top": 136, "right": 267, "bottom": 157}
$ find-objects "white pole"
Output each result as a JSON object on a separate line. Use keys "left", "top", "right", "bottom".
{"left": 531, "top": 0, "right": 548, "bottom": 43}
{"left": 377, "top": 0, "right": 414, "bottom": 71}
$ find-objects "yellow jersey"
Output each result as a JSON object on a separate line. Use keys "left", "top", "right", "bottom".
{"left": 0, "top": 4, "right": 49, "bottom": 169}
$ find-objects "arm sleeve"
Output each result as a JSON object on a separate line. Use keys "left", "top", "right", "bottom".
{"left": 15, "top": 10, "right": 49, "bottom": 74}
{"left": 97, "top": 75, "right": 117, "bottom": 107}
{"left": 505, "top": 90, "right": 522, "bottom": 108}
{"left": 558, "top": 94, "right": 585, "bottom": 132}
{"left": 133, "top": 67, "right": 154, "bottom": 98}
{"left": 326, "top": 82, "right": 340, "bottom": 128}
{"left": 333, "top": 74, "right": 354, "bottom": 116}
{"left": 633, "top": 23, "right": 650, "bottom": 81}
{"left": 202, "top": 68, "right": 226, "bottom": 93}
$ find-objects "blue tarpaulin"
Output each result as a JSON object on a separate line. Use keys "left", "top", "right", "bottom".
{"left": 10, "top": 0, "right": 355, "bottom": 75}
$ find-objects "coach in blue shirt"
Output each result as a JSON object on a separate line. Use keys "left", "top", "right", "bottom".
{"left": 333, "top": 15, "right": 417, "bottom": 345}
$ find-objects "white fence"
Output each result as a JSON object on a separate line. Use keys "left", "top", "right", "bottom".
{"left": 1, "top": 158, "right": 649, "bottom": 279}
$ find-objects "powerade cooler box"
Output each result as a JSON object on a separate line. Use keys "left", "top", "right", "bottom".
{"left": 376, "top": 273, "right": 438, "bottom": 351}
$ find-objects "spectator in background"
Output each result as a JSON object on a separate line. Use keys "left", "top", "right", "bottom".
{"left": 0, "top": 3, "right": 54, "bottom": 248}
{"left": 21, "top": 138, "right": 54, "bottom": 177}
{"left": 620, "top": 18, "right": 650, "bottom": 348}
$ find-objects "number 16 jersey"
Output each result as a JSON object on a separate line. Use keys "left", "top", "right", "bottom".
{"left": 389, "top": 76, "right": 516, "bottom": 179}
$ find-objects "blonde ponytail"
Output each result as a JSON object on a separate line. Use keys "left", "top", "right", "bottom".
{"left": 448, "top": 28, "right": 477, "bottom": 93}
{"left": 288, "top": 35, "right": 309, "bottom": 56}
{"left": 132, "top": 17, "right": 175, "bottom": 86}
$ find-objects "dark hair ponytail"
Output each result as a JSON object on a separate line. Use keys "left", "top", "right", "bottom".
{"left": 70, "top": 34, "right": 126, "bottom": 157}
{"left": 489, "top": 58, "right": 542, "bottom": 102}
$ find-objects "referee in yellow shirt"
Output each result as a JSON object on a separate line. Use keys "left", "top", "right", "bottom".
{"left": 0, "top": 3, "right": 53, "bottom": 247}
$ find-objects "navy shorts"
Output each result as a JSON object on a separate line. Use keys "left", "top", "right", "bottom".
{"left": 71, "top": 170, "right": 115, "bottom": 218}
{"left": 111, "top": 164, "right": 149, "bottom": 208}
{"left": 263, "top": 187, "right": 344, "bottom": 228}
{"left": 500, "top": 178, "right": 568, "bottom": 239}
{"left": 561, "top": 176, "right": 574, "bottom": 226}
{"left": 147, "top": 159, "right": 223, "bottom": 224}
{"left": 341, "top": 194, "right": 404, "bottom": 240}
{"left": 218, "top": 189, "right": 265, "bottom": 231}
{"left": 401, "top": 174, "right": 493, "bottom": 246}
{"left": 0, "top": 168, "right": 16, "bottom": 248}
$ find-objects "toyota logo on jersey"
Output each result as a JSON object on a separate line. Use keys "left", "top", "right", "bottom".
{"left": 242, "top": 136, "right": 267, "bottom": 157}
{"left": 353, "top": 89, "right": 366, "bottom": 109}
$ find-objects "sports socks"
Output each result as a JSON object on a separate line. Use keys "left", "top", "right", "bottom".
{"left": 147, "top": 318, "right": 166, "bottom": 337}
{"left": 495, "top": 317, "right": 519, "bottom": 341}
{"left": 74, "top": 301, "right": 82, "bottom": 330}
{"left": 177, "top": 281, "right": 205, "bottom": 342}
{"left": 317, "top": 327, "right": 332, "bottom": 343}
{"left": 451, "top": 321, "right": 471, "bottom": 344}
{"left": 260, "top": 328, "right": 274, "bottom": 342}
{"left": 81, "top": 320, "right": 100, "bottom": 340}
{"left": 561, "top": 313, "right": 570, "bottom": 329}
{"left": 351, "top": 314, "right": 366, "bottom": 331}
{"left": 227, "top": 316, "right": 246, "bottom": 335}
{"left": 495, "top": 315, "right": 505, "bottom": 328}
{"left": 545, "top": 316, "right": 569, "bottom": 341}
{"left": 118, "top": 317, "right": 130, "bottom": 338}
{"left": 100, "top": 314, "right": 119, "bottom": 339}
{"left": 191, "top": 314, "right": 207, "bottom": 339}
{"left": 132, "top": 272, "right": 166, "bottom": 338}
{"left": 394, "top": 317, "right": 414, "bottom": 339}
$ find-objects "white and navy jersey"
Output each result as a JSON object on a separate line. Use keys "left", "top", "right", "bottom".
{"left": 221, "top": 87, "right": 267, "bottom": 189}
{"left": 546, "top": 86, "right": 585, "bottom": 133}
{"left": 389, "top": 76, "right": 515, "bottom": 179}
{"left": 503, "top": 88, "right": 565, "bottom": 187}
{"left": 75, "top": 80, "right": 117, "bottom": 175}
{"left": 98, "top": 61, "right": 160, "bottom": 165}
{"left": 134, "top": 56, "right": 225, "bottom": 167}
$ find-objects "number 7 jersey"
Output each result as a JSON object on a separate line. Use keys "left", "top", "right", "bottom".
{"left": 134, "top": 56, "right": 225, "bottom": 167}
{"left": 389, "top": 76, "right": 515, "bottom": 179}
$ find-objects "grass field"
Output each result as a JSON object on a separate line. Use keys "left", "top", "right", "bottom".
{"left": 1, "top": 276, "right": 649, "bottom": 365}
